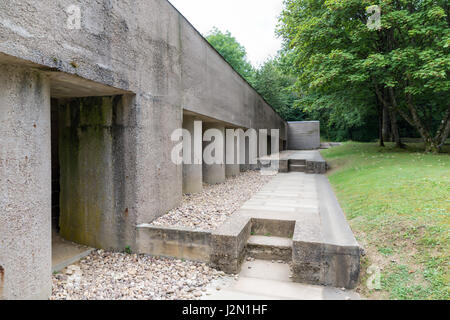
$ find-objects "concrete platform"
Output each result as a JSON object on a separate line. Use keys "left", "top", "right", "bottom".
{"left": 247, "top": 236, "right": 292, "bottom": 261}
{"left": 260, "top": 150, "right": 323, "bottom": 162}
{"left": 202, "top": 260, "right": 360, "bottom": 300}
{"left": 211, "top": 172, "right": 360, "bottom": 289}
{"left": 136, "top": 170, "right": 360, "bottom": 290}
{"left": 260, "top": 150, "right": 327, "bottom": 174}
{"left": 247, "top": 236, "right": 292, "bottom": 247}
{"left": 52, "top": 231, "right": 93, "bottom": 273}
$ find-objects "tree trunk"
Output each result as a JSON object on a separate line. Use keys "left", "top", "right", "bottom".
{"left": 386, "top": 87, "right": 405, "bottom": 148}
{"left": 382, "top": 104, "right": 391, "bottom": 142}
{"left": 374, "top": 84, "right": 405, "bottom": 148}
{"left": 377, "top": 99, "right": 385, "bottom": 147}
{"left": 388, "top": 107, "right": 404, "bottom": 148}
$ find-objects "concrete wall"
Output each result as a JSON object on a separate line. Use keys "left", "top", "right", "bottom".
{"left": 179, "top": 17, "right": 287, "bottom": 137}
{"left": 0, "top": 0, "right": 286, "bottom": 219}
{"left": 0, "top": 0, "right": 287, "bottom": 299}
{"left": 57, "top": 96, "right": 138, "bottom": 250}
{"left": 0, "top": 64, "right": 52, "bottom": 299}
{"left": 0, "top": 0, "right": 184, "bottom": 231}
{"left": 137, "top": 224, "right": 211, "bottom": 262}
{"left": 288, "top": 121, "right": 320, "bottom": 150}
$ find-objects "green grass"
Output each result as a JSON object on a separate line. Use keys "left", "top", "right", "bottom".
{"left": 321, "top": 142, "right": 450, "bottom": 300}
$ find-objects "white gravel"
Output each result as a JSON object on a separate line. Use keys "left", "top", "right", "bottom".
{"left": 50, "top": 250, "right": 231, "bottom": 300}
{"left": 151, "top": 170, "right": 272, "bottom": 231}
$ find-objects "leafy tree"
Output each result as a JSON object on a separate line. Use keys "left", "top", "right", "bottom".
{"left": 252, "top": 57, "right": 302, "bottom": 120}
{"left": 205, "top": 27, "right": 255, "bottom": 82}
{"left": 278, "top": 0, "right": 450, "bottom": 152}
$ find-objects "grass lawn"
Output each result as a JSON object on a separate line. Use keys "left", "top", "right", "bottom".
{"left": 320, "top": 142, "right": 449, "bottom": 300}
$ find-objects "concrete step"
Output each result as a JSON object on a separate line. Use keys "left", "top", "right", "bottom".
{"left": 289, "top": 159, "right": 306, "bottom": 165}
{"left": 289, "top": 164, "right": 306, "bottom": 172}
{"left": 202, "top": 260, "right": 360, "bottom": 300}
{"left": 246, "top": 235, "right": 292, "bottom": 261}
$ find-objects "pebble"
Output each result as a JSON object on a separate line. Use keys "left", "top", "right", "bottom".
{"left": 50, "top": 250, "right": 226, "bottom": 300}
{"left": 151, "top": 171, "right": 272, "bottom": 231}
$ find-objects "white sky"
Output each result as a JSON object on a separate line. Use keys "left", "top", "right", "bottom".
{"left": 168, "top": 0, "right": 284, "bottom": 67}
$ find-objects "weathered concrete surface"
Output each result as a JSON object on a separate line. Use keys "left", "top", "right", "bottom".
{"left": 57, "top": 96, "right": 138, "bottom": 250}
{"left": 135, "top": 171, "right": 359, "bottom": 290}
{"left": 288, "top": 121, "right": 320, "bottom": 150}
{"left": 182, "top": 115, "right": 203, "bottom": 193}
{"left": 246, "top": 236, "right": 292, "bottom": 261}
{"left": 202, "top": 123, "right": 226, "bottom": 184}
{"left": 0, "top": 64, "right": 52, "bottom": 299}
{"left": 137, "top": 224, "right": 211, "bottom": 263}
{"left": 202, "top": 260, "right": 360, "bottom": 300}
{"left": 0, "top": 0, "right": 287, "bottom": 231}
{"left": 225, "top": 128, "right": 240, "bottom": 177}
{"left": 210, "top": 215, "right": 252, "bottom": 274}
{"left": 250, "top": 218, "right": 295, "bottom": 238}
{"left": 0, "top": 0, "right": 288, "bottom": 299}
{"left": 260, "top": 150, "right": 327, "bottom": 174}
{"left": 52, "top": 231, "right": 93, "bottom": 273}
{"left": 222, "top": 172, "right": 360, "bottom": 289}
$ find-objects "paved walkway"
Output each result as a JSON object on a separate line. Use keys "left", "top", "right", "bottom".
{"left": 260, "top": 149, "right": 325, "bottom": 162}
{"left": 202, "top": 259, "right": 359, "bottom": 300}
{"left": 204, "top": 171, "right": 360, "bottom": 300}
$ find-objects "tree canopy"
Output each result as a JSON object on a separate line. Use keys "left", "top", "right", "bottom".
{"left": 278, "top": 0, "right": 450, "bottom": 152}
{"left": 205, "top": 27, "right": 255, "bottom": 82}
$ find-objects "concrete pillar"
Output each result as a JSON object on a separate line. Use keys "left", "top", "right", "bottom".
{"left": 202, "top": 123, "right": 226, "bottom": 184}
{"left": 183, "top": 115, "right": 202, "bottom": 193}
{"left": 240, "top": 129, "right": 258, "bottom": 172}
{"left": 240, "top": 130, "right": 249, "bottom": 172}
{"left": 225, "top": 128, "right": 240, "bottom": 177}
{"left": 0, "top": 64, "right": 52, "bottom": 299}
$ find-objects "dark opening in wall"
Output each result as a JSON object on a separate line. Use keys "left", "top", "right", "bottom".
{"left": 267, "top": 135, "right": 272, "bottom": 155}
{"left": 0, "top": 265, "right": 4, "bottom": 300}
{"left": 51, "top": 99, "right": 60, "bottom": 233}
{"left": 52, "top": 95, "right": 131, "bottom": 250}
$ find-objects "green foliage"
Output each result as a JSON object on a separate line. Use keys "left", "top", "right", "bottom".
{"left": 252, "top": 57, "right": 303, "bottom": 120}
{"left": 206, "top": 27, "right": 255, "bottom": 82}
{"left": 321, "top": 142, "right": 450, "bottom": 299}
{"left": 278, "top": 0, "right": 450, "bottom": 149}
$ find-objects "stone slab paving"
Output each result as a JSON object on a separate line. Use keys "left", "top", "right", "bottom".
{"left": 239, "top": 172, "right": 319, "bottom": 221}
{"left": 211, "top": 170, "right": 361, "bottom": 293}
{"left": 259, "top": 150, "right": 325, "bottom": 162}
{"left": 202, "top": 260, "right": 359, "bottom": 300}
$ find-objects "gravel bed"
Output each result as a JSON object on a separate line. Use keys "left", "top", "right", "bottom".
{"left": 50, "top": 250, "right": 231, "bottom": 300}
{"left": 151, "top": 170, "right": 272, "bottom": 231}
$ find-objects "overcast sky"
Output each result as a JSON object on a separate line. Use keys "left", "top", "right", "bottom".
{"left": 168, "top": 0, "right": 284, "bottom": 67}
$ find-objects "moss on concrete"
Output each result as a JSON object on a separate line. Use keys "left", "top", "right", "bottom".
{"left": 59, "top": 97, "right": 115, "bottom": 249}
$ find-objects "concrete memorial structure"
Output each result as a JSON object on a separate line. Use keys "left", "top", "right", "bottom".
{"left": 0, "top": 0, "right": 287, "bottom": 299}
{"left": 287, "top": 121, "right": 321, "bottom": 150}
{"left": 0, "top": 0, "right": 360, "bottom": 300}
